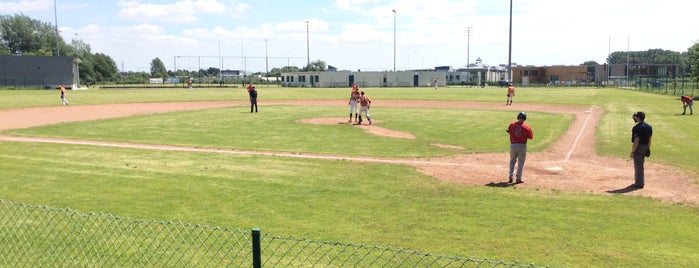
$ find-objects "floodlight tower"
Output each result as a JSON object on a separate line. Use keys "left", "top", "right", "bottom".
{"left": 466, "top": 26, "right": 472, "bottom": 82}
{"left": 507, "top": 0, "right": 513, "bottom": 83}
{"left": 54, "top": 0, "right": 59, "bottom": 56}
{"left": 306, "top": 21, "right": 310, "bottom": 71}
{"left": 392, "top": 9, "right": 396, "bottom": 72}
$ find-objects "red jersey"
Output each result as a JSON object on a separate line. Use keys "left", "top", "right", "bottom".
{"left": 507, "top": 86, "right": 515, "bottom": 96}
{"left": 681, "top": 95, "right": 693, "bottom": 103}
{"left": 247, "top": 83, "right": 254, "bottom": 92}
{"left": 508, "top": 121, "right": 533, "bottom": 144}
{"left": 359, "top": 95, "right": 371, "bottom": 107}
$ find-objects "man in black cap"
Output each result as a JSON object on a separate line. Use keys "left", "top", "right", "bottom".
{"left": 630, "top": 111, "right": 652, "bottom": 188}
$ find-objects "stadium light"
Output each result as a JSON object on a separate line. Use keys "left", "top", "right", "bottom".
{"left": 466, "top": 26, "right": 472, "bottom": 82}
{"left": 54, "top": 0, "right": 59, "bottom": 56}
{"left": 306, "top": 21, "right": 310, "bottom": 71}
{"left": 392, "top": 9, "right": 396, "bottom": 72}
{"left": 507, "top": 0, "right": 513, "bottom": 83}
{"left": 265, "top": 39, "right": 269, "bottom": 85}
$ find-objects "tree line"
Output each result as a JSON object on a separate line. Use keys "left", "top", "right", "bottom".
{"left": 1, "top": 13, "right": 698, "bottom": 84}
{"left": 0, "top": 14, "right": 327, "bottom": 85}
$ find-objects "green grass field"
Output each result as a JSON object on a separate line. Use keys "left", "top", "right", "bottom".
{"left": 1, "top": 86, "right": 698, "bottom": 267}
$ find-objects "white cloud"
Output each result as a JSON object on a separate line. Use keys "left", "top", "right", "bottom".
{"left": 0, "top": 0, "right": 51, "bottom": 12}
{"left": 117, "top": 0, "right": 227, "bottom": 23}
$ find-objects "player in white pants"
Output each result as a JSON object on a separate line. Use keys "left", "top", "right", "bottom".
{"left": 358, "top": 90, "right": 372, "bottom": 125}
{"left": 348, "top": 84, "right": 360, "bottom": 123}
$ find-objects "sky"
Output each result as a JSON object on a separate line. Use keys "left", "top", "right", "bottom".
{"left": 2, "top": 0, "right": 697, "bottom": 73}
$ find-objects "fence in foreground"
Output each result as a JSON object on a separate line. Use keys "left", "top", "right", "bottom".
{"left": 0, "top": 199, "right": 555, "bottom": 267}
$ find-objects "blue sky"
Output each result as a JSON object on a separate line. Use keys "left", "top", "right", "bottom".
{"left": 2, "top": 0, "right": 697, "bottom": 73}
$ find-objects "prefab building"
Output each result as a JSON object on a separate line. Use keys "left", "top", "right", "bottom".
{"left": 280, "top": 70, "right": 447, "bottom": 88}
{"left": 0, "top": 55, "right": 80, "bottom": 88}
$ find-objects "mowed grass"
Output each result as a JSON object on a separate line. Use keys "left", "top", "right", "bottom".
{"left": 1, "top": 86, "right": 698, "bottom": 267}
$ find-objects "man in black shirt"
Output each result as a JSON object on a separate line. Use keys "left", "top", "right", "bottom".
{"left": 630, "top": 111, "right": 652, "bottom": 188}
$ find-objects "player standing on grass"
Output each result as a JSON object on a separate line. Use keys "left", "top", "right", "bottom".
{"left": 348, "top": 84, "right": 360, "bottom": 123}
{"left": 249, "top": 86, "right": 258, "bottom": 113}
{"left": 506, "top": 112, "right": 533, "bottom": 183}
{"left": 681, "top": 95, "right": 693, "bottom": 115}
{"left": 357, "top": 90, "right": 372, "bottom": 125}
{"left": 434, "top": 77, "right": 439, "bottom": 90}
{"left": 187, "top": 78, "right": 193, "bottom": 91}
{"left": 59, "top": 84, "right": 69, "bottom": 106}
{"left": 506, "top": 83, "right": 515, "bottom": 105}
{"left": 629, "top": 111, "right": 652, "bottom": 189}
{"left": 247, "top": 82, "right": 254, "bottom": 93}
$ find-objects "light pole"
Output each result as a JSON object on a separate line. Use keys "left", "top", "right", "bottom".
{"left": 306, "top": 21, "right": 310, "bottom": 71}
{"left": 507, "top": 0, "right": 513, "bottom": 83}
{"left": 392, "top": 9, "right": 396, "bottom": 72}
{"left": 54, "top": 0, "right": 59, "bottom": 56}
{"left": 466, "top": 26, "right": 472, "bottom": 83}
{"left": 265, "top": 39, "right": 269, "bottom": 86}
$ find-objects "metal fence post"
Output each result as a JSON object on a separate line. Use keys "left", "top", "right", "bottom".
{"left": 252, "top": 228, "right": 261, "bottom": 268}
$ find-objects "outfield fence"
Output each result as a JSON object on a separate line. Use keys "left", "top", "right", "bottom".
{"left": 617, "top": 76, "right": 698, "bottom": 97}
{"left": 0, "top": 199, "right": 556, "bottom": 267}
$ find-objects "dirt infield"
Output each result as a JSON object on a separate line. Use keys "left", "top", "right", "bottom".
{"left": 1, "top": 100, "right": 697, "bottom": 204}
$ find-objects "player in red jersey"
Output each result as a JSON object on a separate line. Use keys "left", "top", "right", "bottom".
{"left": 680, "top": 95, "right": 693, "bottom": 115}
{"left": 506, "top": 111, "right": 533, "bottom": 183}
{"left": 506, "top": 83, "right": 515, "bottom": 105}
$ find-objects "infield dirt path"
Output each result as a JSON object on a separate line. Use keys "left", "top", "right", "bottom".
{"left": 1, "top": 100, "right": 697, "bottom": 204}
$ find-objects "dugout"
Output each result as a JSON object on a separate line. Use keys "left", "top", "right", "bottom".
{"left": 0, "top": 55, "right": 80, "bottom": 89}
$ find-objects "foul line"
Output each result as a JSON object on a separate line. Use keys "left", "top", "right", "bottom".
{"left": 564, "top": 105, "right": 594, "bottom": 161}
{"left": 0, "top": 136, "right": 484, "bottom": 168}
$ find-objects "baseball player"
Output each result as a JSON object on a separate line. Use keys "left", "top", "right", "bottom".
{"left": 357, "top": 90, "right": 372, "bottom": 125}
{"left": 348, "top": 84, "right": 360, "bottom": 123}
{"left": 187, "top": 78, "right": 193, "bottom": 91}
{"left": 59, "top": 84, "right": 69, "bottom": 106}
{"left": 506, "top": 112, "right": 533, "bottom": 183}
{"left": 506, "top": 83, "right": 515, "bottom": 105}
{"left": 434, "top": 77, "right": 439, "bottom": 90}
{"left": 249, "top": 86, "right": 258, "bottom": 113}
{"left": 681, "top": 95, "right": 693, "bottom": 115}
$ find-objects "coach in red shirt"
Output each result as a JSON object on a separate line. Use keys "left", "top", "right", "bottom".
{"left": 506, "top": 112, "right": 534, "bottom": 183}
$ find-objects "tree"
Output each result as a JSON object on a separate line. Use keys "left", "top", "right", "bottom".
{"left": 269, "top": 66, "right": 301, "bottom": 77}
{"left": 150, "top": 57, "right": 168, "bottom": 79}
{"left": 689, "top": 42, "right": 699, "bottom": 82}
{"left": 303, "top": 60, "right": 327, "bottom": 72}
{"left": 92, "top": 53, "right": 119, "bottom": 82}
{"left": 0, "top": 13, "right": 64, "bottom": 55}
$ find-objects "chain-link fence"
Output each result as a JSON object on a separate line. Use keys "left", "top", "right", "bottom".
{"left": 1, "top": 199, "right": 556, "bottom": 267}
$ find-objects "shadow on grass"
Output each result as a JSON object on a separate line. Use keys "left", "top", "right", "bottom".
{"left": 485, "top": 182, "right": 515, "bottom": 188}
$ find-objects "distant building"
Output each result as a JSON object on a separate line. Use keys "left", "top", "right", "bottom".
{"left": 280, "top": 70, "right": 447, "bottom": 88}
{"left": 280, "top": 57, "right": 509, "bottom": 88}
{"left": 0, "top": 55, "right": 80, "bottom": 88}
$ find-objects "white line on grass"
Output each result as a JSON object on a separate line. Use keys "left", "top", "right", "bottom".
{"left": 564, "top": 105, "right": 594, "bottom": 162}
{"left": 0, "top": 136, "right": 482, "bottom": 167}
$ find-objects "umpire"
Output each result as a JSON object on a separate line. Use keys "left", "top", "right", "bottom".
{"left": 630, "top": 111, "right": 652, "bottom": 189}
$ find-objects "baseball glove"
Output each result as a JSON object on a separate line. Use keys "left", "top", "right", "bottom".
{"left": 645, "top": 149, "right": 651, "bottom": 157}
